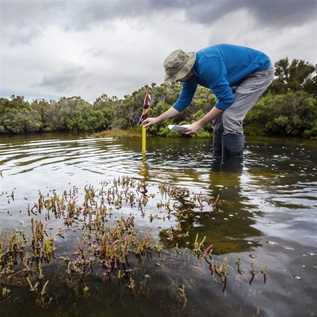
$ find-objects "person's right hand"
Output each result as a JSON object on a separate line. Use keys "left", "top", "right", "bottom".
{"left": 142, "top": 117, "right": 159, "bottom": 129}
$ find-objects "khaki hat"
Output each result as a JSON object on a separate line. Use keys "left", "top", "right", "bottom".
{"left": 163, "top": 49, "right": 196, "bottom": 82}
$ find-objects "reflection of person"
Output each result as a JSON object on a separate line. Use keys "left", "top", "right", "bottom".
{"left": 142, "top": 44, "right": 274, "bottom": 163}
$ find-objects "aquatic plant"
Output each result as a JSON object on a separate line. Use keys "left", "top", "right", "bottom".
{"left": 0, "top": 177, "right": 269, "bottom": 311}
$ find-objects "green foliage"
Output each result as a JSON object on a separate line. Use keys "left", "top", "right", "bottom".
{"left": 196, "top": 130, "right": 212, "bottom": 138}
{"left": 268, "top": 58, "right": 317, "bottom": 97}
{"left": 0, "top": 96, "right": 42, "bottom": 133}
{"left": 244, "top": 91, "right": 317, "bottom": 138}
{"left": 1, "top": 58, "right": 316, "bottom": 138}
{"left": 0, "top": 96, "right": 112, "bottom": 135}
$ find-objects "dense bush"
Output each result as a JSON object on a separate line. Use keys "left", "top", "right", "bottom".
{"left": 244, "top": 91, "right": 317, "bottom": 138}
{"left": 0, "top": 58, "right": 316, "bottom": 138}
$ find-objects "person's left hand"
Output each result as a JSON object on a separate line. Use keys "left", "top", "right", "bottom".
{"left": 183, "top": 122, "right": 203, "bottom": 135}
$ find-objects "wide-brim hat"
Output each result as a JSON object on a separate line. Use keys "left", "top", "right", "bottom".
{"left": 163, "top": 49, "right": 196, "bottom": 82}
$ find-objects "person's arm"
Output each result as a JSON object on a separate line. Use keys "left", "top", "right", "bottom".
{"left": 143, "top": 80, "right": 197, "bottom": 128}
{"left": 182, "top": 59, "right": 232, "bottom": 135}
{"left": 142, "top": 107, "right": 180, "bottom": 129}
{"left": 183, "top": 106, "right": 223, "bottom": 135}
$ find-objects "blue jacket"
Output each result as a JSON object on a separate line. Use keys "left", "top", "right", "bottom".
{"left": 173, "top": 44, "right": 272, "bottom": 111}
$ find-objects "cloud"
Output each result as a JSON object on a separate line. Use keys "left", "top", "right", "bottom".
{"left": 185, "top": 0, "right": 317, "bottom": 28}
{"left": 0, "top": 0, "right": 316, "bottom": 102}
{"left": 40, "top": 64, "right": 85, "bottom": 93}
{"left": 3, "top": 0, "right": 315, "bottom": 35}
{"left": 6, "top": 26, "right": 41, "bottom": 46}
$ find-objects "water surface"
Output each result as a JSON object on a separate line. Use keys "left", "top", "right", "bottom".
{"left": 0, "top": 133, "right": 316, "bottom": 317}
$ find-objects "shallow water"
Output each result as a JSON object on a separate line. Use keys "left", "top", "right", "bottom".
{"left": 0, "top": 133, "right": 316, "bottom": 317}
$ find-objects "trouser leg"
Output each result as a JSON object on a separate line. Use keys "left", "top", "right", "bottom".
{"left": 222, "top": 134, "right": 245, "bottom": 157}
{"left": 212, "top": 114, "right": 223, "bottom": 158}
{"left": 222, "top": 66, "right": 275, "bottom": 136}
{"left": 211, "top": 66, "right": 274, "bottom": 168}
{"left": 212, "top": 132, "right": 223, "bottom": 157}
{"left": 211, "top": 131, "right": 223, "bottom": 170}
{"left": 221, "top": 134, "right": 245, "bottom": 172}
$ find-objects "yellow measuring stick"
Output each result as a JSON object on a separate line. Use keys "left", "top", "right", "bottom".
{"left": 142, "top": 125, "right": 146, "bottom": 153}
{"left": 138, "top": 92, "right": 151, "bottom": 154}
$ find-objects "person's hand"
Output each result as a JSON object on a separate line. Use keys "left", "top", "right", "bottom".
{"left": 183, "top": 122, "right": 203, "bottom": 135}
{"left": 142, "top": 117, "right": 159, "bottom": 129}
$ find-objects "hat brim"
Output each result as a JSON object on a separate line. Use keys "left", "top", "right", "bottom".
{"left": 164, "top": 51, "right": 196, "bottom": 83}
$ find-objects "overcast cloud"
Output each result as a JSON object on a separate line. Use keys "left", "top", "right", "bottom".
{"left": 1, "top": 0, "right": 316, "bottom": 102}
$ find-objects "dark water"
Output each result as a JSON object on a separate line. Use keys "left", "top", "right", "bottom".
{"left": 0, "top": 133, "right": 316, "bottom": 317}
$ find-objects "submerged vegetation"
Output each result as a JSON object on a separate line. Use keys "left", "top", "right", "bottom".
{"left": 0, "top": 177, "right": 268, "bottom": 314}
{"left": 0, "top": 58, "right": 316, "bottom": 138}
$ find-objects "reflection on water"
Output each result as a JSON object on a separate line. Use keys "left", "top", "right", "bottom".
{"left": 0, "top": 133, "right": 316, "bottom": 317}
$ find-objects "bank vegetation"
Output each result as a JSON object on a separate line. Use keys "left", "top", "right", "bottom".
{"left": 1, "top": 58, "right": 316, "bottom": 138}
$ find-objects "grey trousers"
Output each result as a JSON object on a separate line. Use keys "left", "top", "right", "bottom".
{"left": 213, "top": 66, "right": 275, "bottom": 135}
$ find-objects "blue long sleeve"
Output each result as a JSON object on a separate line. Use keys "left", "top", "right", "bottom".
{"left": 172, "top": 44, "right": 271, "bottom": 112}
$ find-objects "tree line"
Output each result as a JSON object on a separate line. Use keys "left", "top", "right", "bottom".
{"left": 1, "top": 57, "right": 316, "bottom": 138}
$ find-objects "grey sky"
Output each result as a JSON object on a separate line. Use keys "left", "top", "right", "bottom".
{"left": 1, "top": 0, "right": 316, "bottom": 102}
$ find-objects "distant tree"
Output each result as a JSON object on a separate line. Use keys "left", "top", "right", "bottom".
{"left": 0, "top": 96, "right": 42, "bottom": 133}
{"left": 269, "top": 58, "right": 317, "bottom": 96}
{"left": 244, "top": 91, "right": 317, "bottom": 137}
{"left": 1, "top": 58, "right": 316, "bottom": 138}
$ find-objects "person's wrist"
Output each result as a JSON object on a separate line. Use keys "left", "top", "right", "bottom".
{"left": 196, "top": 120, "right": 204, "bottom": 128}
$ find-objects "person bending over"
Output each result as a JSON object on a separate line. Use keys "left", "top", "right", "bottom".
{"left": 142, "top": 44, "right": 274, "bottom": 163}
